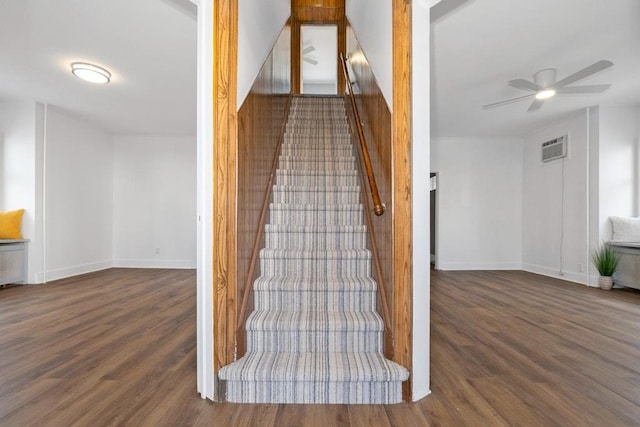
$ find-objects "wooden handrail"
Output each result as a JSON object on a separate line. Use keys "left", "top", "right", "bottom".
{"left": 236, "top": 94, "right": 294, "bottom": 334}
{"left": 339, "top": 54, "right": 392, "bottom": 335}
{"left": 339, "top": 53, "right": 385, "bottom": 216}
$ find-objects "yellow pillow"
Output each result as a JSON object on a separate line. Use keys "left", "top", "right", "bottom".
{"left": 0, "top": 209, "right": 25, "bottom": 239}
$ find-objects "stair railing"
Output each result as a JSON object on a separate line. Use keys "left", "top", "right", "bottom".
{"left": 339, "top": 53, "right": 392, "bottom": 335}
{"left": 339, "top": 53, "right": 385, "bottom": 217}
{"left": 236, "top": 94, "right": 294, "bottom": 341}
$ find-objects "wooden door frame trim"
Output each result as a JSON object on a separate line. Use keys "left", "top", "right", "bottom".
{"left": 213, "top": 0, "right": 238, "bottom": 374}
{"left": 291, "top": 15, "right": 346, "bottom": 95}
{"left": 393, "top": 0, "right": 413, "bottom": 401}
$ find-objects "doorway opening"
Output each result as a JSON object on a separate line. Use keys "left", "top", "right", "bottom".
{"left": 301, "top": 24, "right": 337, "bottom": 95}
{"left": 430, "top": 173, "right": 438, "bottom": 266}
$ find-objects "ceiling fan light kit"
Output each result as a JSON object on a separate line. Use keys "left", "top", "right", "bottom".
{"left": 535, "top": 89, "right": 556, "bottom": 100}
{"left": 483, "top": 60, "right": 613, "bottom": 111}
{"left": 533, "top": 68, "right": 556, "bottom": 87}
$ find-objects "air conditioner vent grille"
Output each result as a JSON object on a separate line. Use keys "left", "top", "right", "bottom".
{"left": 542, "top": 135, "right": 568, "bottom": 163}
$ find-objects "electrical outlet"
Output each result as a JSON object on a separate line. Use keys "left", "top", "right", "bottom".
{"left": 578, "top": 263, "right": 584, "bottom": 273}
{"left": 155, "top": 247, "right": 160, "bottom": 255}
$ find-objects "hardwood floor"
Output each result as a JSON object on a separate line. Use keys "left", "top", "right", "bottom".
{"left": 1, "top": 268, "right": 639, "bottom": 426}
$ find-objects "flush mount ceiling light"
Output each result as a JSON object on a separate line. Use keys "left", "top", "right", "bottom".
{"left": 71, "top": 62, "right": 111, "bottom": 84}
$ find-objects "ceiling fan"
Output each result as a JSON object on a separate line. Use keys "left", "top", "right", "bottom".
{"left": 303, "top": 45, "right": 318, "bottom": 65}
{"left": 482, "top": 60, "right": 614, "bottom": 112}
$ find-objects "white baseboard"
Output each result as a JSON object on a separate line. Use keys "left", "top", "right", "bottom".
{"left": 113, "top": 259, "right": 196, "bottom": 269}
{"left": 521, "top": 263, "right": 590, "bottom": 286}
{"left": 45, "top": 260, "right": 113, "bottom": 282}
{"left": 437, "top": 262, "right": 522, "bottom": 271}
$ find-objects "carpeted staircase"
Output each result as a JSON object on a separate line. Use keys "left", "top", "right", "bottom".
{"left": 218, "top": 96, "right": 408, "bottom": 404}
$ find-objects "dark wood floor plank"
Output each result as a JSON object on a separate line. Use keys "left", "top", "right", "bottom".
{"left": 347, "top": 405, "right": 392, "bottom": 427}
{"left": 1, "top": 268, "right": 639, "bottom": 425}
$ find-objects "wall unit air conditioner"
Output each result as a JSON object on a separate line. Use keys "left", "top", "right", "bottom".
{"left": 541, "top": 135, "right": 568, "bottom": 163}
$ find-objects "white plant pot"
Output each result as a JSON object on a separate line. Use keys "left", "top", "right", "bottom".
{"left": 598, "top": 276, "right": 613, "bottom": 290}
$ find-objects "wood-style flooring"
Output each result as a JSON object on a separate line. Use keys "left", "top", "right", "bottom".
{"left": 1, "top": 268, "right": 639, "bottom": 426}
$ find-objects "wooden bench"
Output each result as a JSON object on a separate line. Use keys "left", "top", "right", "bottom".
{"left": 0, "top": 239, "right": 29, "bottom": 286}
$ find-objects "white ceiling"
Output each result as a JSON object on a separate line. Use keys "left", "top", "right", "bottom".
{"left": 431, "top": 0, "right": 640, "bottom": 138}
{"left": 0, "top": 0, "right": 196, "bottom": 135}
{"left": 1, "top": 1, "right": 638, "bottom": 139}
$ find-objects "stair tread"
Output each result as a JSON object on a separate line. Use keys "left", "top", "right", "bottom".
{"left": 265, "top": 224, "right": 366, "bottom": 231}
{"left": 260, "top": 248, "right": 371, "bottom": 258}
{"left": 276, "top": 169, "right": 357, "bottom": 174}
{"left": 253, "top": 275, "right": 376, "bottom": 291}
{"left": 279, "top": 155, "right": 353, "bottom": 159}
{"left": 272, "top": 185, "right": 360, "bottom": 191}
{"left": 246, "top": 310, "right": 383, "bottom": 331}
{"left": 219, "top": 352, "right": 409, "bottom": 382}
{"left": 269, "top": 203, "right": 363, "bottom": 210}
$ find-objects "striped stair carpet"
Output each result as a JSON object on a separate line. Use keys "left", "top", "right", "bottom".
{"left": 219, "top": 96, "right": 408, "bottom": 404}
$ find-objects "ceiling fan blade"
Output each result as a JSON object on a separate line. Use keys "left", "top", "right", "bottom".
{"left": 553, "top": 60, "right": 614, "bottom": 89}
{"left": 303, "top": 57, "right": 318, "bottom": 65}
{"left": 556, "top": 84, "right": 611, "bottom": 94}
{"left": 303, "top": 46, "right": 315, "bottom": 54}
{"left": 482, "top": 94, "right": 534, "bottom": 109}
{"left": 527, "top": 98, "right": 545, "bottom": 112}
{"left": 508, "top": 79, "right": 540, "bottom": 92}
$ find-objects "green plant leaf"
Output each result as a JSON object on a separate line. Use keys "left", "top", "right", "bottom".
{"left": 591, "top": 244, "right": 620, "bottom": 277}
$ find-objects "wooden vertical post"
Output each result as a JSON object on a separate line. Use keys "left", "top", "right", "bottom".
{"left": 213, "top": 0, "right": 238, "bottom": 372}
{"left": 291, "top": 19, "right": 301, "bottom": 94}
{"left": 392, "top": 0, "right": 413, "bottom": 401}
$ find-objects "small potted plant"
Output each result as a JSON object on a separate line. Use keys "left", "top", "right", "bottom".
{"left": 591, "top": 244, "right": 619, "bottom": 290}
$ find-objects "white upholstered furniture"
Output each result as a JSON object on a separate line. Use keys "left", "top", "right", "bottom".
{"left": 608, "top": 216, "right": 640, "bottom": 290}
{"left": 0, "top": 239, "right": 29, "bottom": 286}
{"left": 608, "top": 242, "right": 640, "bottom": 290}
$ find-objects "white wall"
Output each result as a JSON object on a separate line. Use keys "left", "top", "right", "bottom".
{"left": 0, "top": 101, "right": 37, "bottom": 213}
{"left": 597, "top": 105, "right": 639, "bottom": 240}
{"left": 2, "top": 102, "right": 196, "bottom": 282}
{"left": 44, "top": 106, "right": 114, "bottom": 281}
{"left": 432, "top": 137, "right": 523, "bottom": 270}
{"left": 346, "top": 0, "right": 393, "bottom": 109}
{"left": 0, "top": 100, "right": 44, "bottom": 283}
{"left": 0, "top": 133, "right": 4, "bottom": 206}
{"left": 237, "top": 0, "right": 290, "bottom": 106}
{"left": 522, "top": 111, "right": 590, "bottom": 284}
{"left": 411, "top": 0, "right": 433, "bottom": 402}
{"left": 437, "top": 106, "right": 638, "bottom": 288}
{"left": 194, "top": 0, "right": 215, "bottom": 400}
{"left": 113, "top": 135, "right": 196, "bottom": 269}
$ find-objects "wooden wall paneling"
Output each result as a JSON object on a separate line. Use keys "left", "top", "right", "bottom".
{"left": 392, "top": 0, "right": 413, "bottom": 401}
{"left": 292, "top": 0, "right": 345, "bottom": 22}
{"left": 226, "top": 0, "right": 239, "bottom": 370}
{"left": 213, "top": 0, "right": 238, "bottom": 372}
{"left": 236, "top": 25, "right": 292, "bottom": 358}
{"left": 345, "top": 27, "right": 393, "bottom": 359}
